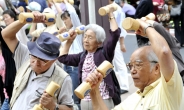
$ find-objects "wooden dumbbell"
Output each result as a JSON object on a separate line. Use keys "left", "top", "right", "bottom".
{"left": 98, "top": 4, "right": 118, "bottom": 16}
{"left": 19, "top": 13, "right": 55, "bottom": 24}
{"left": 122, "top": 13, "right": 155, "bottom": 31}
{"left": 74, "top": 60, "right": 113, "bottom": 99}
{"left": 32, "top": 81, "right": 60, "bottom": 110}
{"left": 75, "top": 25, "right": 85, "bottom": 34}
{"left": 57, "top": 25, "right": 85, "bottom": 42}
{"left": 18, "top": 6, "right": 25, "bottom": 13}
{"left": 57, "top": 32, "right": 70, "bottom": 42}
{"left": 141, "top": 13, "right": 155, "bottom": 21}
{"left": 51, "top": 0, "right": 74, "bottom": 5}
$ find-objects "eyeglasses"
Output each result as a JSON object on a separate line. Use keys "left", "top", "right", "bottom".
{"left": 29, "top": 54, "right": 50, "bottom": 66}
{"left": 126, "top": 60, "right": 157, "bottom": 71}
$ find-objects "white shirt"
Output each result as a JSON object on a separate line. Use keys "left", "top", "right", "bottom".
{"left": 16, "top": 24, "right": 30, "bottom": 46}
{"left": 113, "top": 2, "right": 127, "bottom": 38}
{"left": 64, "top": 2, "right": 83, "bottom": 54}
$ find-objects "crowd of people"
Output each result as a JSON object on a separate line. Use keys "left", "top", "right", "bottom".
{"left": 0, "top": 0, "right": 183, "bottom": 110}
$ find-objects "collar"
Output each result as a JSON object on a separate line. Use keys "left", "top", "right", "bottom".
{"left": 32, "top": 64, "right": 55, "bottom": 78}
{"left": 136, "top": 78, "right": 161, "bottom": 96}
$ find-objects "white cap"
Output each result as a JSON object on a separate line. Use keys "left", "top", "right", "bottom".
{"left": 43, "top": 8, "right": 55, "bottom": 14}
{"left": 26, "top": 1, "right": 41, "bottom": 12}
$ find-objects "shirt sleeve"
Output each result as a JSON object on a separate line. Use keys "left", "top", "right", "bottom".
{"left": 65, "top": 2, "right": 81, "bottom": 28}
{"left": 119, "top": 12, "right": 127, "bottom": 38}
{"left": 13, "top": 42, "right": 30, "bottom": 70}
{"left": 160, "top": 60, "right": 183, "bottom": 105}
{"left": 30, "top": 28, "right": 45, "bottom": 38}
{"left": 58, "top": 52, "right": 82, "bottom": 67}
{"left": 58, "top": 76, "right": 74, "bottom": 106}
{"left": 113, "top": 8, "right": 127, "bottom": 38}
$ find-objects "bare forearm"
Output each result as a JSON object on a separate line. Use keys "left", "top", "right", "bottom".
{"left": 146, "top": 27, "right": 174, "bottom": 80}
{"left": 90, "top": 89, "right": 109, "bottom": 110}
{"left": 60, "top": 41, "right": 73, "bottom": 56}
{"left": 2, "top": 20, "right": 24, "bottom": 39}
{"left": 29, "top": 23, "right": 37, "bottom": 34}
{"left": 108, "top": 13, "right": 118, "bottom": 31}
{"left": 119, "top": 37, "right": 124, "bottom": 45}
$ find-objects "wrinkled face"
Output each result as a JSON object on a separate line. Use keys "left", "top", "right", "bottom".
{"left": 83, "top": 29, "right": 100, "bottom": 53}
{"left": 128, "top": 50, "right": 155, "bottom": 90}
{"left": 3, "top": 14, "right": 14, "bottom": 26}
{"left": 29, "top": 55, "right": 54, "bottom": 74}
{"left": 62, "top": 16, "right": 73, "bottom": 29}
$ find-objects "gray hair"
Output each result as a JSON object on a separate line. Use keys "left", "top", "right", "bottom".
{"left": 84, "top": 24, "right": 106, "bottom": 43}
{"left": 146, "top": 49, "right": 159, "bottom": 71}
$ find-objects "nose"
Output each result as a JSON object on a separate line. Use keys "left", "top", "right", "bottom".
{"left": 130, "top": 66, "right": 136, "bottom": 75}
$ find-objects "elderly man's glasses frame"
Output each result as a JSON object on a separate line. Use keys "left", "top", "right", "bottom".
{"left": 29, "top": 54, "right": 50, "bottom": 66}
{"left": 126, "top": 60, "right": 158, "bottom": 71}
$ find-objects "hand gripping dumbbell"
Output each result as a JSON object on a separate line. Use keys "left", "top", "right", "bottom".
{"left": 51, "top": 0, "right": 74, "bottom": 5}
{"left": 74, "top": 60, "right": 113, "bottom": 99}
{"left": 32, "top": 81, "right": 60, "bottom": 110}
{"left": 122, "top": 13, "right": 155, "bottom": 31}
{"left": 19, "top": 13, "right": 55, "bottom": 24}
{"left": 57, "top": 25, "right": 85, "bottom": 42}
{"left": 98, "top": 4, "right": 118, "bottom": 16}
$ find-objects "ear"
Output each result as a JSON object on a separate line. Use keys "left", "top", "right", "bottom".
{"left": 154, "top": 63, "right": 160, "bottom": 75}
{"left": 98, "top": 42, "right": 102, "bottom": 47}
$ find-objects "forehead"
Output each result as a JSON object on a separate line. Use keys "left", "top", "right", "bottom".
{"left": 130, "top": 48, "right": 148, "bottom": 62}
{"left": 84, "top": 29, "right": 95, "bottom": 36}
{"left": 3, "top": 14, "right": 10, "bottom": 17}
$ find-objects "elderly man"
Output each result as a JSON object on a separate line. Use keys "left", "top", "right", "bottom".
{"left": 85, "top": 19, "right": 183, "bottom": 110}
{"left": 1, "top": 12, "right": 73, "bottom": 110}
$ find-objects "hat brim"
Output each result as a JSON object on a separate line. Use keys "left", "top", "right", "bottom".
{"left": 27, "top": 41, "right": 59, "bottom": 61}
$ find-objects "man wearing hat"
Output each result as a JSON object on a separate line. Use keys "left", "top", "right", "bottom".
{"left": 1, "top": 12, "right": 74, "bottom": 110}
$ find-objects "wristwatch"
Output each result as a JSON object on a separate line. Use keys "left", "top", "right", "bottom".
{"left": 144, "top": 23, "right": 153, "bottom": 35}
{"left": 55, "top": 104, "right": 59, "bottom": 110}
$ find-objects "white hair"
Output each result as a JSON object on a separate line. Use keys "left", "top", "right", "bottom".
{"left": 147, "top": 49, "right": 159, "bottom": 71}
{"left": 84, "top": 24, "right": 106, "bottom": 43}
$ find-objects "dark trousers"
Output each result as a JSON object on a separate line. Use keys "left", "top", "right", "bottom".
{"left": 136, "top": 35, "right": 149, "bottom": 47}
{"left": 180, "top": 8, "right": 184, "bottom": 46}
{"left": 172, "top": 16, "right": 182, "bottom": 44}
{"left": 63, "top": 65, "right": 81, "bottom": 110}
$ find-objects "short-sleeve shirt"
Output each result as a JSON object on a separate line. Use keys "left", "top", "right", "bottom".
{"left": 112, "top": 60, "right": 183, "bottom": 110}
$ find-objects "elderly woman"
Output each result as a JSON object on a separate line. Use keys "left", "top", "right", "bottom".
{"left": 58, "top": 9, "right": 121, "bottom": 110}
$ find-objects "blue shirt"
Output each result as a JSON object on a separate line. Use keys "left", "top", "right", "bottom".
{"left": 29, "top": 0, "right": 47, "bottom": 12}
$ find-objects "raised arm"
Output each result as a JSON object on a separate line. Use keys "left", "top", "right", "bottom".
{"left": 64, "top": 0, "right": 81, "bottom": 28}
{"left": 103, "top": 9, "right": 121, "bottom": 61}
{"left": 87, "top": 10, "right": 120, "bottom": 110}
{"left": 1, "top": 20, "right": 24, "bottom": 53}
{"left": 1, "top": 11, "right": 47, "bottom": 53}
{"left": 136, "top": 19, "right": 174, "bottom": 81}
{"left": 59, "top": 29, "right": 77, "bottom": 56}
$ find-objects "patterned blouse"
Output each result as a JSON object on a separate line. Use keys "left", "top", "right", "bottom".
{"left": 0, "top": 53, "right": 9, "bottom": 98}
{"left": 82, "top": 52, "right": 110, "bottom": 101}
